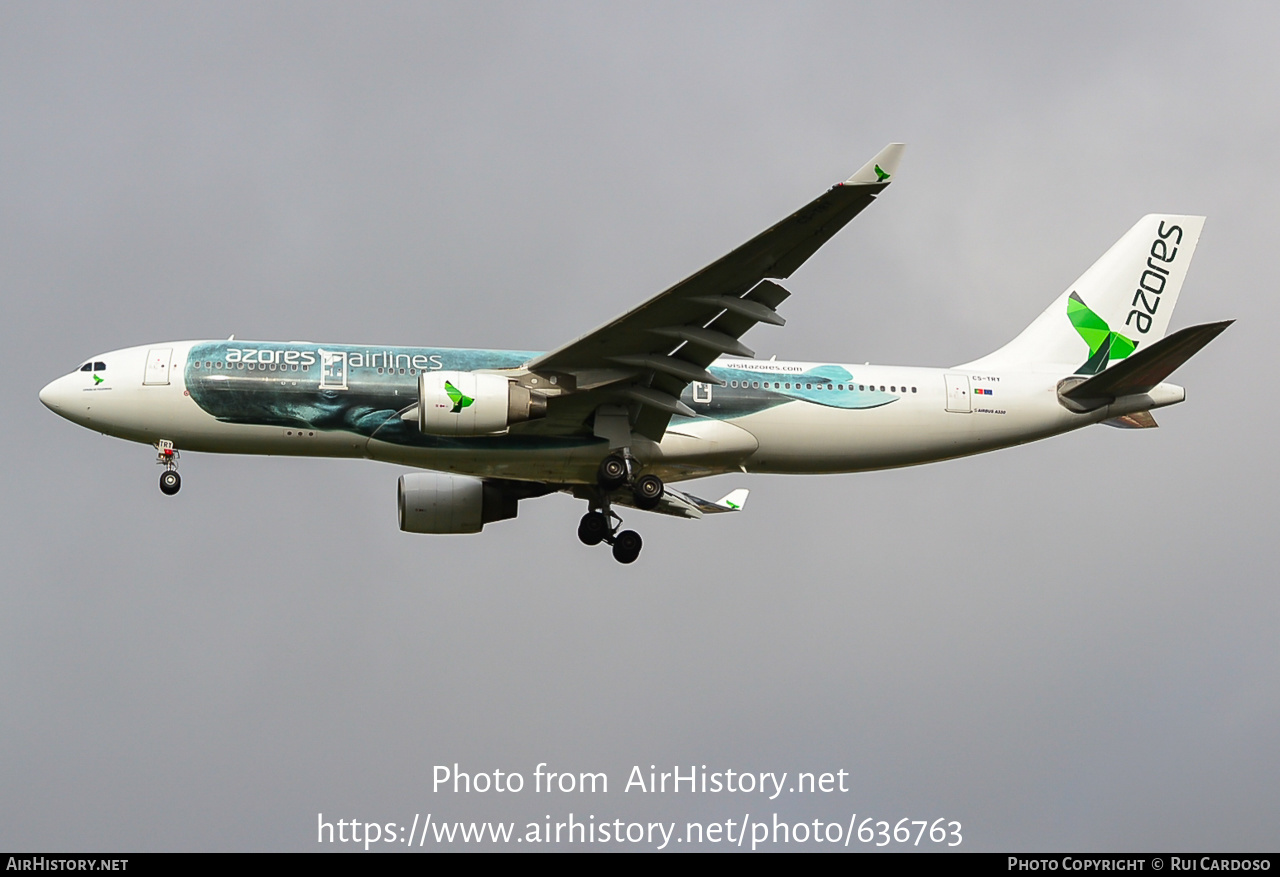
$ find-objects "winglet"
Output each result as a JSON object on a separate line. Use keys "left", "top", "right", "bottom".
{"left": 845, "top": 143, "right": 906, "bottom": 185}
{"left": 714, "top": 488, "right": 749, "bottom": 511}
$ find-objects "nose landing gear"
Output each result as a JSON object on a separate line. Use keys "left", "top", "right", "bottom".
{"left": 156, "top": 440, "right": 181, "bottom": 496}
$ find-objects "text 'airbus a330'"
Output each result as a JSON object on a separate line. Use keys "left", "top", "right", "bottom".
{"left": 40, "top": 144, "right": 1231, "bottom": 563}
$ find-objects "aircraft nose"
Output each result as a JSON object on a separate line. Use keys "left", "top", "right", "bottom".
{"left": 39, "top": 374, "right": 82, "bottom": 417}
{"left": 39, "top": 377, "right": 64, "bottom": 412}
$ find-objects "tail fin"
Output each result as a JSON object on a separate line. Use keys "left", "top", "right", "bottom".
{"left": 959, "top": 215, "right": 1205, "bottom": 373}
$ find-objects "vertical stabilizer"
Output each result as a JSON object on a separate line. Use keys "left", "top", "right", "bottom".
{"left": 959, "top": 215, "right": 1205, "bottom": 373}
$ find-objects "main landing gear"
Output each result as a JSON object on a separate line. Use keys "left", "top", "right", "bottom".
{"left": 577, "top": 508, "right": 643, "bottom": 564}
{"left": 579, "top": 454, "right": 664, "bottom": 564}
{"left": 156, "top": 440, "right": 181, "bottom": 496}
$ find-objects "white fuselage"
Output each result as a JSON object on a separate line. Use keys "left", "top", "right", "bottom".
{"left": 38, "top": 339, "right": 1186, "bottom": 485}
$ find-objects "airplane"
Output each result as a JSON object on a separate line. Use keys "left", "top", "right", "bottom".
{"left": 39, "top": 144, "right": 1232, "bottom": 564}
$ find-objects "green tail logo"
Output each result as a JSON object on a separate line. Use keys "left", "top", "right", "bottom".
{"left": 92, "top": 374, "right": 103, "bottom": 385}
{"left": 874, "top": 164, "right": 890, "bottom": 182}
{"left": 1067, "top": 291, "right": 1137, "bottom": 375}
{"left": 444, "top": 380, "right": 475, "bottom": 414}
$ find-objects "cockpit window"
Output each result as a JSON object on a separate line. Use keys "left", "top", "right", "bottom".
{"left": 93, "top": 362, "right": 106, "bottom": 371}
{"left": 79, "top": 363, "right": 92, "bottom": 372}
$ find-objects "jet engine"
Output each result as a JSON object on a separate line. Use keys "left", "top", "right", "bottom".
{"left": 397, "top": 473, "right": 519, "bottom": 534}
{"left": 417, "top": 371, "right": 547, "bottom": 436}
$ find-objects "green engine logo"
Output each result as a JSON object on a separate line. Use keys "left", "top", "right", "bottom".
{"left": 444, "top": 381, "right": 474, "bottom": 414}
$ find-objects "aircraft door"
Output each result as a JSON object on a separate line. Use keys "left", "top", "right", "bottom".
{"left": 318, "top": 349, "right": 348, "bottom": 390}
{"left": 944, "top": 373, "right": 971, "bottom": 413}
{"left": 144, "top": 348, "right": 173, "bottom": 385}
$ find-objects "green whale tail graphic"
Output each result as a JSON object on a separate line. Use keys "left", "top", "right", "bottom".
{"left": 444, "top": 380, "right": 475, "bottom": 414}
{"left": 1068, "top": 292, "right": 1137, "bottom": 375}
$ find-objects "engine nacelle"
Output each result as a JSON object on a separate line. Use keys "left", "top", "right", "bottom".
{"left": 417, "top": 371, "right": 547, "bottom": 436}
{"left": 397, "top": 473, "right": 518, "bottom": 534}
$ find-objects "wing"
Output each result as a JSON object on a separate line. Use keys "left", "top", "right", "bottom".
{"left": 516, "top": 143, "right": 905, "bottom": 443}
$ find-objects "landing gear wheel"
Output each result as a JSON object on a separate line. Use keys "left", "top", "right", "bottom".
{"left": 159, "top": 470, "right": 182, "bottom": 496}
{"left": 597, "top": 454, "right": 628, "bottom": 490}
{"left": 577, "top": 511, "right": 609, "bottom": 546}
{"left": 611, "top": 529, "right": 643, "bottom": 564}
{"left": 633, "top": 473, "right": 664, "bottom": 510}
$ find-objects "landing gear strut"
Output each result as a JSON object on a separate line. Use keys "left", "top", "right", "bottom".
{"left": 156, "top": 440, "right": 181, "bottom": 496}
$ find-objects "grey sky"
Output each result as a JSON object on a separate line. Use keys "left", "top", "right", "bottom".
{"left": 2, "top": 1, "right": 1277, "bottom": 851}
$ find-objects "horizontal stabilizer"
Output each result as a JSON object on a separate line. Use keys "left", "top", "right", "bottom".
{"left": 582, "top": 484, "right": 750, "bottom": 519}
{"left": 663, "top": 485, "right": 748, "bottom": 516}
{"left": 1062, "top": 320, "right": 1232, "bottom": 403}
{"left": 1102, "top": 411, "right": 1159, "bottom": 429}
{"left": 713, "top": 488, "right": 749, "bottom": 511}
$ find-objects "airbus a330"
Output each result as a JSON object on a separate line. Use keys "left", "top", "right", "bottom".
{"left": 40, "top": 144, "right": 1231, "bottom": 563}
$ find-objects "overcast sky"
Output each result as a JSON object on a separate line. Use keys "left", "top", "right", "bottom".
{"left": 3, "top": 1, "right": 1277, "bottom": 852}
